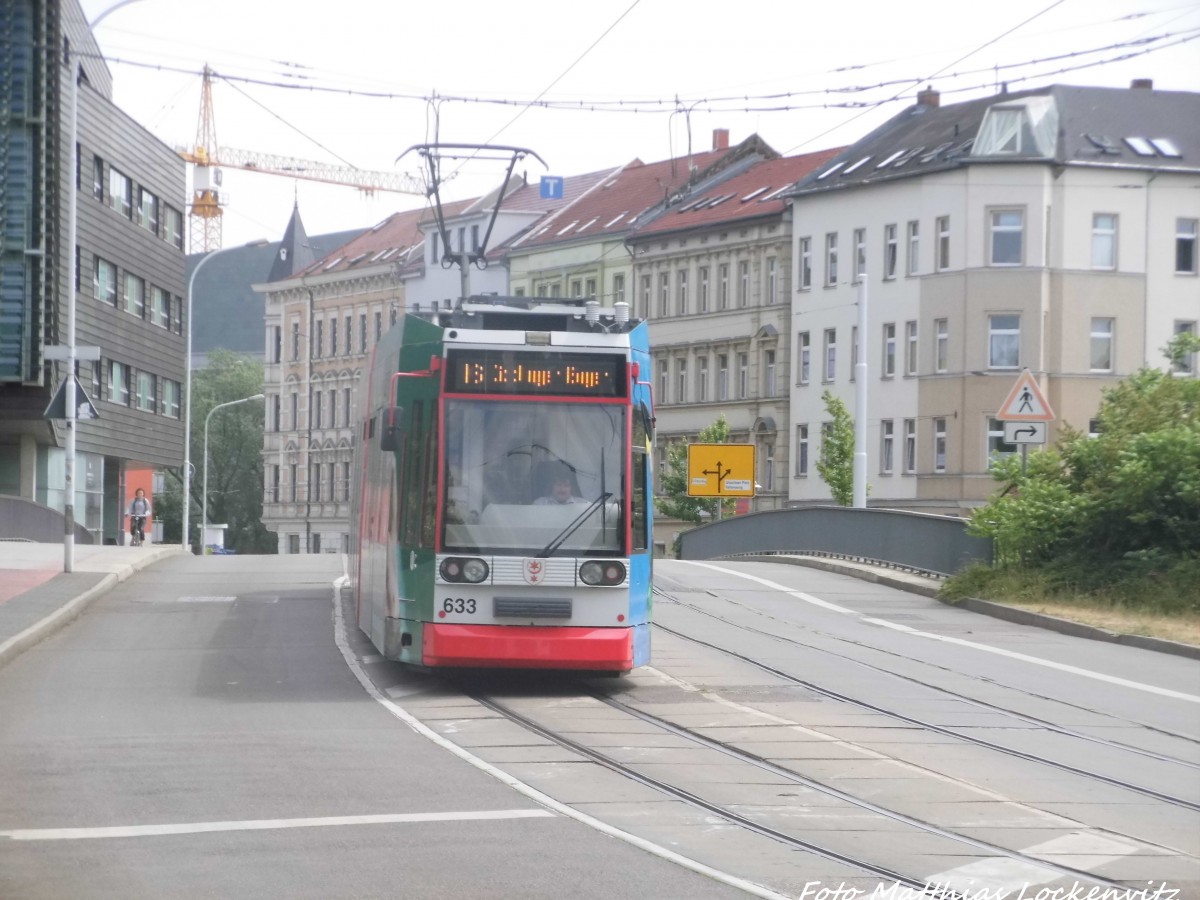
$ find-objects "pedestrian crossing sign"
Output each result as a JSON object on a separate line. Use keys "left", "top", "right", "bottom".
{"left": 997, "top": 369, "right": 1055, "bottom": 422}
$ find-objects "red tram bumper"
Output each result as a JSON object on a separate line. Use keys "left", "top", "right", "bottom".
{"left": 422, "top": 623, "right": 633, "bottom": 671}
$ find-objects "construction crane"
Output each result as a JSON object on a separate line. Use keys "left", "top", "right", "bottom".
{"left": 177, "top": 65, "right": 427, "bottom": 252}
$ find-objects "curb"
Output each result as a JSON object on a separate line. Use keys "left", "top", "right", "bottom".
{"left": 745, "top": 554, "right": 1200, "bottom": 661}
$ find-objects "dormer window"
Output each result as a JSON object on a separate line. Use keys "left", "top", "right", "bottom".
{"left": 972, "top": 96, "right": 1058, "bottom": 158}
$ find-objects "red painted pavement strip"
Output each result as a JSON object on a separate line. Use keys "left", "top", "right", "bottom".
{"left": 0, "top": 569, "right": 58, "bottom": 605}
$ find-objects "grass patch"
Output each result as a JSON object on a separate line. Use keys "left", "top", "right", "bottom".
{"left": 941, "top": 557, "right": 1200, "bottom": 646}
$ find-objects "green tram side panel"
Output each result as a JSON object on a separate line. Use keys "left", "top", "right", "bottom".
{"left": 384, "top": 315, "right": 445, "bottom": 664}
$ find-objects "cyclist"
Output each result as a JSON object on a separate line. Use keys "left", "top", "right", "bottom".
{"left": 128, "top": 488, "right": 151, "bottom": 546}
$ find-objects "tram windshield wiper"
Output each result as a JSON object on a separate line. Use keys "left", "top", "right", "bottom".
{"left": 537, "top": 492, "right": 613, "bottom": 558}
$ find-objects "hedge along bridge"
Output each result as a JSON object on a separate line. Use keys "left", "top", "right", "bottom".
{"left": 675, "top": 506, "right": 993, "bottom": 577}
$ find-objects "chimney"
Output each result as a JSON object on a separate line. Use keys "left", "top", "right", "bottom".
{"left": 1131, "top": 78, "right": 1154, "bottom": 90}
{"left": 712, "top": 128, "right": 729, "bottom": 150}
{"left": 916, "top": 86, "right": 939, "bottom": 107}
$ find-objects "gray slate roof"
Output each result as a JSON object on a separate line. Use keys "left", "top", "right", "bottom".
{"left": 791, "top": 83, "right": 1200, "bottom": 196}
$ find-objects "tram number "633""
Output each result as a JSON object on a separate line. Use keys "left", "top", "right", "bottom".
{"left": 442, "top": 598, "right": 477, "bottom": 614}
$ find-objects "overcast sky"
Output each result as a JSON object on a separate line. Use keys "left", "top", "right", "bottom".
{"left": 85, "top": 0, "right": 1199, "bottom": 251}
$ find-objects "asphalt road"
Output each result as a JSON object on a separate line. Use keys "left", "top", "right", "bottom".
{"left": 0, "top": 554, "right": 752, "bottom": 900}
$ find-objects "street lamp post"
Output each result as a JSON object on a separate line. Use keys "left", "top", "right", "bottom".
{"left": 183, "top": 240, "right": 268, "bottom": 552}
{"left": 201, "top": 393, "right": 264, "bottom": 554}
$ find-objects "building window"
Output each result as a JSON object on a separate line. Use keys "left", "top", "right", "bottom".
{"left": 718, "top": 263, "right": 729, "bottom": 309}
{"left": 717, "top": 354, "right": 728, "bottom": 400}
{"left": 137, "top": 188, "right": 159, "bottom": 234}
{"left": 905, "top": 321, "right": 918, "bottom": 376}
{"left": 570, "top": 278, "right": 582, "bottom": 298}
{"left": 763, "top": 444, "right": 775, "bottom": 492}
{"left": 933, "top": 417, "right": 947, "bottom": 473}
{"left": 1091, "top": 213, "right": 1117, "bottom": 270}
{"left": 797, "top": 332, "right": 810, "bottom": 385}
{"left": 988, "top": 314, "right": 1021, "bottom": 369}
{"left": 880, "top": 420, "right": 894, "bottom": 474}
{"left": 92, "top": 155, "right": 104, "bottom": 201}
{"left": 825, "top": 233, "right": 838, "bottom": 286}
{"left": 737, "top": 260, "right": 749, "bottom": 307}
{"left": 108, "top": 361, "right": 130, "bottom": 405}
{"left": 987, "top": 417, "right": 1018, "bottom": 466}
{"left": 1177, "top": 219, "right": 1198, "bottom": 274}
{"left": 108, "top": 168, "right": 132, "bottom": 218}
{"left": 766, "top": 258, "right": 777, "bottom": 304}
{"left": 696, "top": 356, "right": 708, "bottom": 402}
{"left": 360, "top": 314, "right": 368, "bottom": 352}
{"left": 795, "top": 425, "right": 809, "bottom": 476}
{"left": 989, "top": 209, "right": 1024, "bottom": 266}
{"left": 123, "top": 274, "right": 144, "bottom": 317}
{"left": 314, "top": 320, "right": 323, "bottom": 358}
{"left": 269, "top": 394, "right": 280, "bottom": 432}
{"left": 1173, "top": 321, "right": 1197, "bottom": 374}
{"left": 850, "top": 325, "right": 858, "bottom": 380}
{"left": 163, "top": 380, "right": 181, "bottom": 419}
{"left": 330, "top": 318, "right": 338, "bottom": 357}
{"left": 291, "top": 321, "right": 300, "bottom": 360}
{"left": 344, "top": 315, "right": 352, "bottom": 355}
{"left": 659, "top": 272, "right": 669, "bottom": 317}
{"left": 737, "top": 352, "right": 749, "bottom": 399}
{"left": 764, "top": 350, "right": 776, "bottom": 397}
{"left": 883, "top": 224, "right": 898, "bottom": 280}
{"left": 936, "top": 216, "right": 950, "bottom": 271}
{"left": 290, "top": 464, "right": 298, "bottom": 503}
{"left": 906, "top": 221, "right": 920, "bottom": 276}
{"left": 823, "top": 328, "right": 837, "bottom": 382}
{"left": 94, "top": 258, "right": 117, "bottom": 305}
{"left": 799, "top": 237, "right": 812, "bottom": 290}
{"left": 675, "top": 358, "right": 687, "bottom": 404}
{"left": 290, "top": 393, "right": 298, "bottom": 431}
{"left": 853, "top": 229, "right": 866, "bottom": 281}
{"left": 374, "top": 311, "right": 382, "bottom": 343}
{"left": 165, "top": 206, "right": 184, "bottom": 249}
{"left": 676, "top": 269, "right": 688, "bottom": 316}
{"left": 344, "top": 387, "right": 352, "bottom": 426}
{"left": 903, "top": 419, "right": 916, "bottom": 474}
{"left": 136, "top": 371, "right": 156, "bottom": 412}
{"left": 151, "top": 286, "right": 170, "bottom": 328}
{"left": 658, "top": 359, "right": 669, "bottom": 406}
{"left": 1090, "top": 317, "right": 1114, "bottom": 372}
{"left": 698, "top": 267, "right": 709, "bottom": 312}
{"left": 613, "top": 273, "right": 625, "bottom": 305}
{"left": 882, "top": 322, "right": 896, "bottom": 377}
{"left": 585, "top": 277, "right": 596, "bottom": 298}
{"left": 287, "top": 534, "right": 300, "bottom": 554}
{"left": 935, "top": 318, "right": 949, "bottom": 373}
{"left": 639, "top": 275, "right": 651, "bottom": 319}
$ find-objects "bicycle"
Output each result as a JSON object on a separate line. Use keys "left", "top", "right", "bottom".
{"left": 129, "top": 515, "right": 146, "bottom": 547}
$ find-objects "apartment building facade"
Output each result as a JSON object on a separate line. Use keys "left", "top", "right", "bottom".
{"left": 0, "top": 0, "right": 187, "bottom": 543}
{"left": 787, "top": 83, "right": 1199, "bottom": 513}
{"left": 627, "top": 150, "right": 840, "bottom": 518}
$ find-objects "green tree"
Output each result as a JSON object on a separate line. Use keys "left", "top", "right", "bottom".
{"left": 815, "top": 390, "right": 855, "bottom": 506}
{"left": 164, "top": 350, "right": 274, "bottom": 554}
{"left": 656, "top": 415, "right": 737, "bottom": 524}
{"left": 967, "top": 334, "right": 1199, "bottom": 601}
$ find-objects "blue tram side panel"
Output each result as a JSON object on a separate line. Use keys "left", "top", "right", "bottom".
{"left": 349, "top": 296, "right": 653, "bottom": 673}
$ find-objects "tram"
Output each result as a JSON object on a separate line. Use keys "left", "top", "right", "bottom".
{"left": 349, "top": 295, "right": 654, "bottom": 672}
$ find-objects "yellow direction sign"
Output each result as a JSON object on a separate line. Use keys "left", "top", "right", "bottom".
{"left": 997, "top": 369, "right": 1055, "bottom": 422}
{"left": 687, "top": 443, "right": 756, "bottom": 497}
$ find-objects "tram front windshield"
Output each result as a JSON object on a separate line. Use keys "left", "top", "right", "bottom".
{"left": 442, "top": 400, "right": 626, "bottom": 556}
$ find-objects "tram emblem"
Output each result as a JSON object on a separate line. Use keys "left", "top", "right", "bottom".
{"left": 522, "top": 559, "right": 544, "bottom": 585}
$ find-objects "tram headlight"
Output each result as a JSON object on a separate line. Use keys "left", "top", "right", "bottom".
{"left": 579, "top": 560, "right": 626, "bottom": 586}
{"left": 440, "top": 557, "right": 489, "bottom": 584}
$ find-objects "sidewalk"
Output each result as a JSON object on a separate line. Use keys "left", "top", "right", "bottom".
{"left": 0, "top": 540, "right": 184, "bottom": 670}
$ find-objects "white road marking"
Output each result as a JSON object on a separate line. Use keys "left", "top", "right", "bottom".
{"left": 329, "top": 570, "right": 794, "bottom": 900}
{"left": 683, "top": 562, "right": 1200, "bottom": 704}
{"left": 924, "top": 832, "right": 1138, "bottom": 895}
{"left": 0, "top": 810, "right": 552, "bottom": 842}
{"left": 177, "top": 596, "right": 236, "bottom": 603}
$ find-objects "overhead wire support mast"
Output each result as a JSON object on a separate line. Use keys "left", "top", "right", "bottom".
{"left": 397, "top": 143, "right": 547, "bottom": 301}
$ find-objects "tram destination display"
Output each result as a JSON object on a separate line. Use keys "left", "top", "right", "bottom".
{"left": 445, "top": 348, "right": 626, "bottom": 397}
